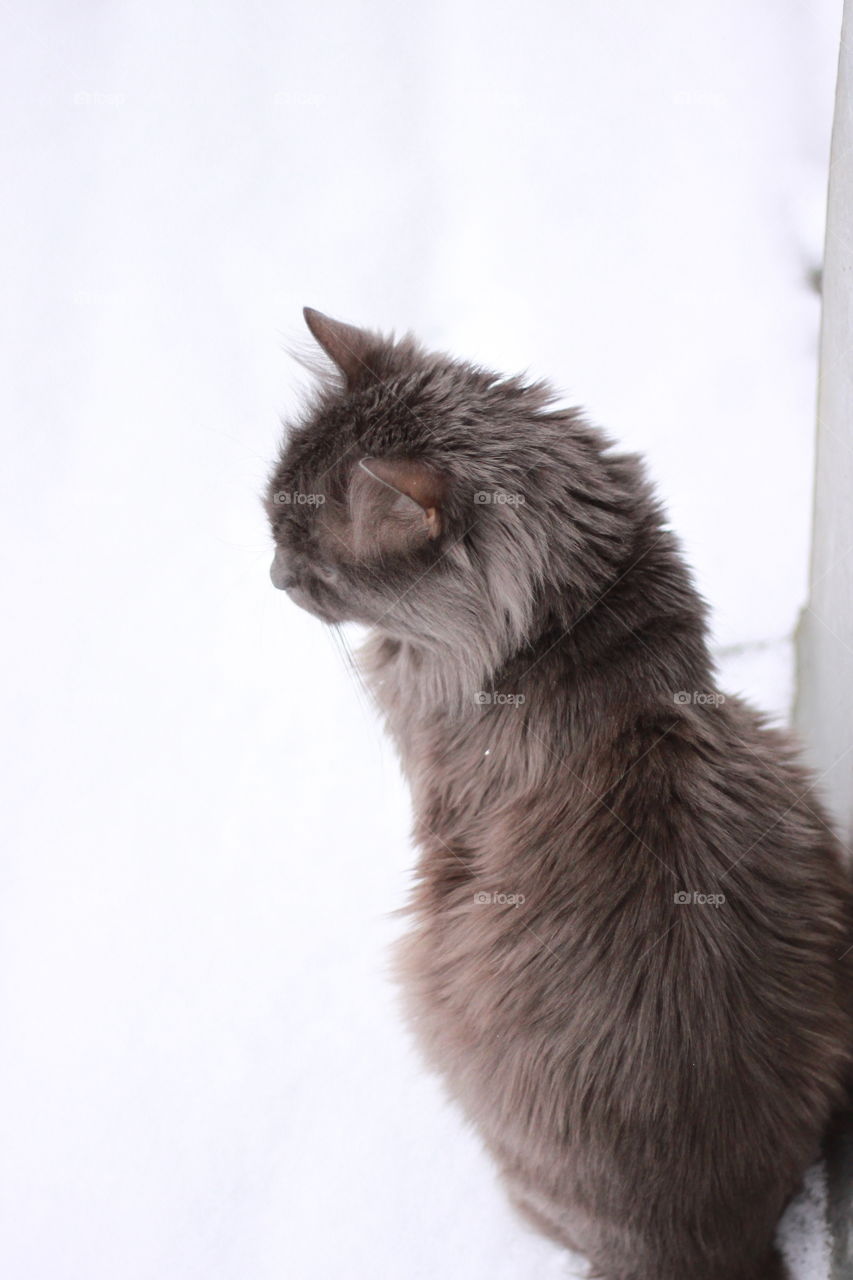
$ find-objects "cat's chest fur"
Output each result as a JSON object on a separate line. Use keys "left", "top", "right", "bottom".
{"left": 364, "top": 637, "right": 648, "bottom": 1093}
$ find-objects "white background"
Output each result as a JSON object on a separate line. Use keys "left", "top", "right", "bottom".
{"left": 0, "top": 1, "right": 842, "bottom": 1276}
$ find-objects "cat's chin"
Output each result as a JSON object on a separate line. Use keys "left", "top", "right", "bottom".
{"left": 282, "top": 585, "right": 347, "bottom": 626}
{"left": 300, "top": 604, "right": 348, "bottom": 626}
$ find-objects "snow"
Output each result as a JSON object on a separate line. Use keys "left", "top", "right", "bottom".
{"left": 0, "top": 0, "right": 843, "bottom": 1276}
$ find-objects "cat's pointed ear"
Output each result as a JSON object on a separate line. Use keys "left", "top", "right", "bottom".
{"left": 303, "top": 307, "right": 373, "bottom": 388}
{"left": 350, "top": 457, "right": 446, "bottom": 557}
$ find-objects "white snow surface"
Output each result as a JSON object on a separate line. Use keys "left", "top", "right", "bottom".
{"left": 0, "top": 1, "right": 844, "bottom": 1276}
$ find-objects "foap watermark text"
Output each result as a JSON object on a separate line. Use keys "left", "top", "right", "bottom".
{"left": 474, "top": 891, "right": 526, "bottom": 908}
{"left": 674, "top": 891, "right": 726, "bottom": 908}
{"left": 273, "top": 491, "right": 326, "bottom": 506}
{"left": 674, "top": 691, "right": 726, "bottom": 707}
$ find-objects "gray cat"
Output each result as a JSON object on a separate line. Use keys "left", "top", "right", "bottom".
{"left": 266, "top": 308, "right": 853, "bottom": 1280}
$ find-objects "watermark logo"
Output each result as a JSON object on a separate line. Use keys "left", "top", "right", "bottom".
{"left": 671, "top": 90, "right": 726, "bottom": 108}
{"left": 474, "top": 491, "right": 525, "bottom": 506}
{"left": 674, "top": 691, "right": 725, "bottom": 707}
{"left": 474, "top": 891, "right": 526, "bottom": 908}
{"left": 73, "top": 90, "right": 126, "bottom": 107}
{"left": 272, "top": 90, "right": 325, "bottom": 107}
{"left": 674, "top": 891, "right": 725, "bottom": 908}
{"left": 475, "top": 691, "right": 525, "bottom": 707}
{"left": 73, "top": 288, "right": 127, "bottom": 307}
{"left": 273, "top": 491, "right": 325, "bottom": 506}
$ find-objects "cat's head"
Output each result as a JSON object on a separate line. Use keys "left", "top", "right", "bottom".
{"left": 266, "top": 308, "right": 641, "bottom": 675}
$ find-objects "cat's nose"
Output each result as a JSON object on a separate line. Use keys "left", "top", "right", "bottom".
{"left": 270, "top": 548, "right": 296, "bottom": 591}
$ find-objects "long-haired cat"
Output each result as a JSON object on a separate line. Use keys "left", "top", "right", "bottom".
{"left": 266, "top": 308, "right": 853, "bottom": 1280}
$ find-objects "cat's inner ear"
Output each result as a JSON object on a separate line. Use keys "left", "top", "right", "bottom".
{"left": 303, "top": 307, "right": 374, "bottom": 388}
{"left": 350, "top": 457, "right": 445, "bottom": 557}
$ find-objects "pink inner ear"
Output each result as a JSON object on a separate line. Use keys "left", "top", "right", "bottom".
{"left": 350, "top": 459, "right": 444, "bottom": 556}
{"left": 423, "top": 506, "right": 441, "bottom": 539}
{"left": 359, "top": 457, "right": 445, "bottom": 515}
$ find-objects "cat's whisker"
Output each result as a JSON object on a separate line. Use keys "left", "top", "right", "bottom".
{"left": 328, "top": 623, "right": 372, "bottom": 716}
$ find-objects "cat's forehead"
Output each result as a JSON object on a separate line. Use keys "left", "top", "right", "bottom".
{"left": 285, "top": 380, "right": 440, "bottom": 477}
{"left": 273, "top": 356, "right": 521, "bottom": 522}
{"left": 273, "top": 407, "right": 351, "bottom": 495}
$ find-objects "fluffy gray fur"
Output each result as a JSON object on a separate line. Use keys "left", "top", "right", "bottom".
{"left": 266, "top": 308, "right": 853, "bottom": 1280}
